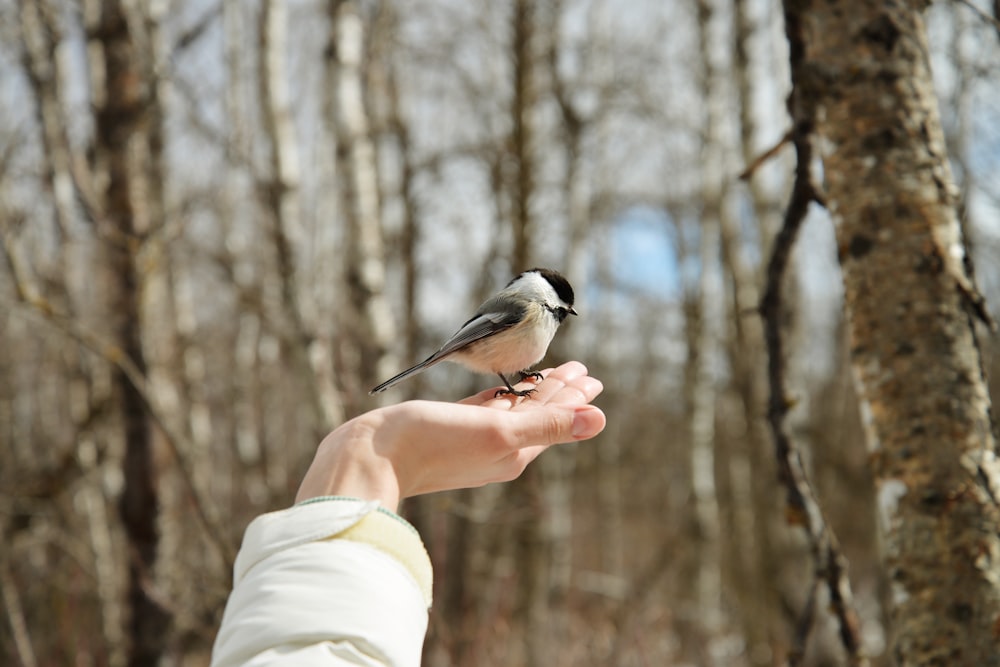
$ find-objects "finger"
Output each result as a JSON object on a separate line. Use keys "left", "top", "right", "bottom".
{"left": 456, "top": 368, "right": 558, "bottom": 406}
{"left": 538, "top": 375, "right": 604, "bottom": 407}
{"left": 505, "top": 404, "right": 607, "bottom": 451}
{"left": 480, "top": 361, "right": 590, "bottom": 407}
{"left": 510, "top": 362, "right": 594, "bottom": 405}
{"left": 459, "top": 361, "right": 596, "bottom": 408}
{"left": 538, "top": 361, "right": 588, "bottom": 388}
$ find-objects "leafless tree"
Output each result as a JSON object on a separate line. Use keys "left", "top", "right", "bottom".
{"left": 784, "top": 0, "right": 1000, "bottom": 663}
{"left": 2, "top": 0, "right": 999, "bottom": 664}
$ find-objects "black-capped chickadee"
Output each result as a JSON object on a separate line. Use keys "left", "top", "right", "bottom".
{"left": 370, "top": 268, "right": 577, "bottom": 397}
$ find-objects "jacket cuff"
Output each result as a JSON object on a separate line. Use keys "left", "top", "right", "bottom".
{"left": 236, "top": 497, "right": 433, "bottom": 607}
{"left": 332, "top": 502, "right": 434, "bottom": 607}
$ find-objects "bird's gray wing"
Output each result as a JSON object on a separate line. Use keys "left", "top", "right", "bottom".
{"left": 369, "top": 304, "right": 525, "bottom": 394}
{"left": 434, "top": 305, "right": 525, "bottom": 357}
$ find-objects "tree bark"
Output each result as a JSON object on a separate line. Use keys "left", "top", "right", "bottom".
{"left": 790, "top": 0, "right": 1000, "bottom": 663}
{"left": 259, "top": 0, "right": 332, "bottom": 437}
{"left": 223, "top": 0, "right": 269, "bottom": 505}
{"left": 380, "top": 4, "right": 422, "bottom": 387}
{"left": 509, "top": 0, "right": 536, "bottom": 271}
{"left": 328, "top": 0, "right": 397, "bottom": 407}
{"left": 687, "top": 0, "right": 727, "bottom": 659}
{"left": 86, "top": 0, "right": 171, "bottom": 663}
{"left": 503, "top": 4, "right": 552, "bottom": 666}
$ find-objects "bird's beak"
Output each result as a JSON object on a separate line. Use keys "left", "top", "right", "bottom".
{"left": 569, "top": 307, "right": 578, "bottom": 316}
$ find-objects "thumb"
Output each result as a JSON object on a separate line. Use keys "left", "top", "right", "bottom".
{"left": 509, "top": 405, "right": 606, "bottom": 449}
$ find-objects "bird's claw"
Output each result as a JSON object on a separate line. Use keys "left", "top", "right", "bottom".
{"left": 495, "top": 387, "right": 538, "bottom": 398}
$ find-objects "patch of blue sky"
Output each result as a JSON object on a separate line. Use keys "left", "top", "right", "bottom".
{"left": 967, "top": 102, "right": 1000, "bottom": 178}
{"left": 606, "top": 205, "right": 680, "bottom": 298}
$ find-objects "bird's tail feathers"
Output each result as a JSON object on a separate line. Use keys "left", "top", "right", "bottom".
{"left": 369, "top": 356, "right": 444, "bottom": 394}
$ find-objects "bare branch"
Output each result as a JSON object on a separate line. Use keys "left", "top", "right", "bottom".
{"left": 174, "top": 2, "right": 221, "bottom": 52}
{"left": 738, "top": 129, "right": 792, "bottom": 181}
{"left": 761, "top": 5, "right": 868, "bottom": 664}
{"left": 0, "top": 557, "right": 37, "bottom": 667}
{"left": 1, "top": 294, "right": 236, "bottom": 572}
{"left": 953, "top": 0, "right": 1000, "bottom": 34}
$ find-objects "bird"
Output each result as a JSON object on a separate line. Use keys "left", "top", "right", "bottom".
{"left": 370, "top": 268, "right": 577, "bottom": 397}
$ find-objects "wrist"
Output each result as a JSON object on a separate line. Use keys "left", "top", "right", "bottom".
{"left": 295, "top": 414, "right": 403, "bottom": 510}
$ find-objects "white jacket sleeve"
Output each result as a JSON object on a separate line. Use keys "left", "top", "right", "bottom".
{"left": 211, "top": 497, "right": 433, "bottom": 667}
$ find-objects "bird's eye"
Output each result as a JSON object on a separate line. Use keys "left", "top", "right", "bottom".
{"left": 549, "top": 305, "right": 571, "bottom": 322}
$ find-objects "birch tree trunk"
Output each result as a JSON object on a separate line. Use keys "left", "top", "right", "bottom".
{"left": 328, "top": 0, "right": 396, "bottom": 406}
{"left": 541, "top": 0, "right": 587, "bottom": 654}
{"left": 17, "top": 5, "right": 130, "bottom": 662}
{"left": 686, "top": 0, "right": 728, "bottom": 659}
{"left": 223, "top": 0, "right": 268, "bottom": 504}
{"left": 85, "top": 0, "right": 171, "bottom": 662}
{"left": 789, "top": 0, "right": 1000, "bottom": 663}
{"left": 259, "top": 0, "right": 334, "bottom": 437}
{"left": 502, "top": 3, "right": 553, "bottom": 665}
{"left": 509, "top": 0, "right": 536, "bottom": 271}
{"left": 379, "top": 5, "right": 422, "bottom": 384}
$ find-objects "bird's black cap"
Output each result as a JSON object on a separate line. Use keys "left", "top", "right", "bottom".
{"left": 528, "top": 267, "right": 574, "bottom": 307}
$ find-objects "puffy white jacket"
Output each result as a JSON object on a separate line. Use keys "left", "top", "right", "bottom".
{"left": 212, "top": 498, "right": 433, "bottom": 667}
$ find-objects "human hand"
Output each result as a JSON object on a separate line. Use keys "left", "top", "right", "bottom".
{"left": 295, "top": 361, "right": 606, "bottom": 510}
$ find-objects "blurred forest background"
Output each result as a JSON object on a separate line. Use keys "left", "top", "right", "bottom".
{"left": 2, "top": 0, "right": 1000, "bottom": 665}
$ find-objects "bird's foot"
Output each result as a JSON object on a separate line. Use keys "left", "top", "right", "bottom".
{"left": 495, "top": 372, "right": 539, "bottom": 398}
{"left": 494, "top": 386, "right": 537, "bottom": 398}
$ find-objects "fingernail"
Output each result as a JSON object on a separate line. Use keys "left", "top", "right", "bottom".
{"left": 572, "top": 406, "right": 605, "bottom": 438}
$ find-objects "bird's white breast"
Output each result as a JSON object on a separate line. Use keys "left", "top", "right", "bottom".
{"left": 450, "top": 304, "right": 558, "bottom": 375}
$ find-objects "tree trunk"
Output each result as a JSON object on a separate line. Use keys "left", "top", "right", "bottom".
{"left": 791, "top": 0, "right": 1000, "bottom": 663}
{"left": 328, "top": 0, "right": 396, "bottom": 408}
{"left": 380, "top": 5, "right": 422, "bottom": 388}
{"left": 86, "top": 1, "right": 171, "bottom": 663}
{"left": 502, "top": 3, "right": 552, "bottom": 666}
{"left": 259, "top": 0, "right": 332, "bottom": 438}
{"left": 682, "top": 0, "right": 732, "bottom": 660}
{"left": 223, "top": 0, "right": 269, "bottom": 506}
{"left": 509, "top": 0, "right": 536, "bottom": 271}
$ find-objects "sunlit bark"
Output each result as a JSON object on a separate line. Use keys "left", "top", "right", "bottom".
{"left": 790, "top": 0, "right": 1000, "bottom": 663}
{"left": 259, "top": 0, "right": 332, "bottom": 438}
{"left": 329, "top": 0, "right": 397, "bottom": 406}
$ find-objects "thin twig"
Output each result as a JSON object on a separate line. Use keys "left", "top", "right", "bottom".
{"left": 760, "top": 145, "right": 866, "bottom": 664}
{"left": 738, "top": 129, "right": 792, "bottom": 181}
{"left": 788, "top": 579, "right": 818, "bottom": 666}
{"left": 0, "top": 557, "right": 37, "bottom": 667}
{"left": 761, "top": 4, "right": 868, "bottom": 665}
{"left": 954, "top": 0, "right": 1000, "bottom": 33}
